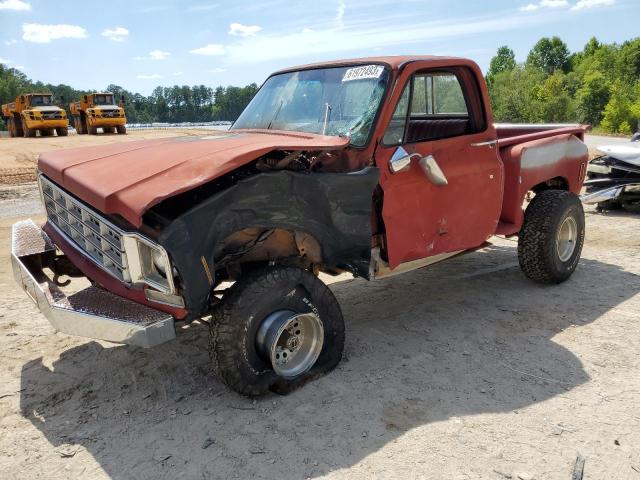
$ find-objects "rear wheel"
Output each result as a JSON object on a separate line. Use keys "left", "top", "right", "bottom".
{"left": 209, "top": 266, "right": 345, "bottom": 396}
{"left": 13, "top": 116, "right": 24, "bottom": 137}
{"left": 116, "top": 125, "right": 126, "bottom": 134}
{"left": 56, "top": 126, "right": 68, "bottom": 136}
{"left": 7, "top": 118, "right": 14, "bottom": 137}
{"left": 103, "top": 126, "right": 115, "bottom": 134}
{"left": 518, "top": 190, "right": 585, "bottom": 284}
{"left": 40, "top": 128, "right": 54, "bottom": 136}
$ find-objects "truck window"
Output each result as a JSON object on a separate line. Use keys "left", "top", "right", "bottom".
{"left": 383, "top": 68, "right": 484, "bottom": 146}
{"left": 382, "top": 85, "right": 410, "bottom": 145}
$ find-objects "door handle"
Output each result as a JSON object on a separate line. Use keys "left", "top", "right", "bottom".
{"left": 419, "top": 155, "right": 448, "bottom": 186}
{"left": 471, "top": 140, "right": 497, "bottom": 149}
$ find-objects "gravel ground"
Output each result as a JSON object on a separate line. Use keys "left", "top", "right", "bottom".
{"left": 0, "top": 198, "right": 639, "bottom": 479}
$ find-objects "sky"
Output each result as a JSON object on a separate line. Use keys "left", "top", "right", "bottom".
{"left": 0, "top": 0, "right": 638, "bottom": 95}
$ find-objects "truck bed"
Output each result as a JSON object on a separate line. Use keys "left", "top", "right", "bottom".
{"left": 496, "top": 123, "right": 588, "bottom": 147}
{"left": 495, "top": 123, "right": 590, "bottom": 236}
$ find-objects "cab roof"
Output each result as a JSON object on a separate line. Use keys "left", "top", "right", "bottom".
{"left": 273, "top": 55, "right": 471, "bottom": 75}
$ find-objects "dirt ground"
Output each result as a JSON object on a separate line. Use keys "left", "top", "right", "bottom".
{"left": 0, "top": 133, "right": 639, "bottom": 479}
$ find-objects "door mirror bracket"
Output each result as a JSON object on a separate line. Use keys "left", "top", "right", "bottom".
{"left": 389, "top": 147, "right": 420, "bottom": 174}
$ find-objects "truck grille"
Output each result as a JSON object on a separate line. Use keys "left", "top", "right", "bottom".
{"left": 39, "top": 175, "right": 130, "bottom": 282}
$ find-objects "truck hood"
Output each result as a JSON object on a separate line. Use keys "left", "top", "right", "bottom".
{"left": 597, "top": 143, "right": 640, "bottom": 166}
{"left": 32, "top": 106, "right": 64, "bottom": 113}
{"left": 38, "top": 130, "right": 350, "bottom": 227}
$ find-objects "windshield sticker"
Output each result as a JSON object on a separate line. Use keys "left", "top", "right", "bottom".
{"left": 342, "top": 65, "right": 385, "bottom": 82}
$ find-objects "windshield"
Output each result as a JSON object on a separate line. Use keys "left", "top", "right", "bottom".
{"left": 232, "top": 65, "right": 389, "bottom": 147}
{"left": 30, "top": 95, "right": 53, "bottom": 107}
{"left": 94, "top": 94, "right": 115, "bottom": 106}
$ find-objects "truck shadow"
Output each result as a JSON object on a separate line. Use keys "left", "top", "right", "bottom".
{"left": 18, "top": 244, "right": 640, "bottom": 479}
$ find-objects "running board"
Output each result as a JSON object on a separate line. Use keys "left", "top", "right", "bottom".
{"left": 371, "top": 248, "right": 464, "bottom": 279}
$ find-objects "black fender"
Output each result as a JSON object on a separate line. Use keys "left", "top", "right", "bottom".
{"left": 158, "top": 166, "right": 380, "bottom": 317}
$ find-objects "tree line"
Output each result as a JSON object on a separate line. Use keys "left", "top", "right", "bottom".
{"left": 487, "top": 36, "right": 640, "bottom": 134}
{"left": 2, "top": 35, "right": 639, "bottom": 134}
{"left": 0, "top": 63, "right": 258, "bottom": 128}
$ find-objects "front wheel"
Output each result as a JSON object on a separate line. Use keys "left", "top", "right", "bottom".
{"left": 518, "top": 190, "right": 585, "bottom": 284}
{"left": 56, "top": 127, "right": 68, "bottom": 136}
{"left": 209, "top": 266, "right": 345, "bottom": 396}
{"left": 116, "top": 125, "right": 126, "bottom": 134}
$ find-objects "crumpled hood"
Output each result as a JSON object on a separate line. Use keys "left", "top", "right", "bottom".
{"left": 38, "top": 130, "right": 349, "bottom": 227}
{"left": 597, "top": 143, "right": 640, "bottom": 166}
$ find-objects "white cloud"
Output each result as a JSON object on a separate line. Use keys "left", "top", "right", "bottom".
{"left": 336, "top": 0, "right": 346, "bottom": 28}
{"left": 302, "top": 27, "right": 314, "bottom": 33}
{"left": 189, "top": 43, "right": 225, "bottom": 55}
{"left": 521, "top": 0, "right": 568, "bottom": 11}
{"left": 172, "top": 71, "right": 183, "bottom": 76}
{"left": 225, "top": 12, "right": 550, "bottom": 64}
{"left": 188, "top": 4, "right": 218, "bottom": 11}
{"left": 136, "top": 74, "right": 162, "bottom": 79}
{"left": 22, "top": 23, "right": 88, "bottom": 43}
{"left": 571, "top": 0, "right": 614, "bottom": 10}
{"left": 0, "top": 57, "right": 24, "bottom": 70}
{"left": 208, "top": 67, "right": 226, "bottom": 73}
{"left": 101, "top": 27, "right": 129, "bottom": 42}
{"left": 228, "top": 23, "right": 262, "bottom": 37}
{"left": 0, "top": 0, "right": 30, "bottom": 11}
{"left": 149, "top": 49, "right": 170, "bottom": 60}
{"left": 4, "top": 39, "right": 17, "bottom": 45}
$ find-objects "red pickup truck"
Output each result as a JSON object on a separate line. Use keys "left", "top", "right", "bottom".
{"left": 12, "top": 56, "right": 589, "bottom": 395}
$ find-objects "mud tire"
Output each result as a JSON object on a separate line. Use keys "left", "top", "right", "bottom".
{"left": 518, "top": 190, "right": 585, "bottom": 284}
{"left": 116, "top": 125, "right": 126, "bottom": 134}
{"left": 7, "top": 118, "right": 15, "bottom": 137}
{"left": 56, "top": 127, "right": 68, "bottom": 136}
{"left": 22, "top": 118, "right": 35, "bottom": 137}
{"left": 209, "top": 266, "right": 345, "bottom": 396}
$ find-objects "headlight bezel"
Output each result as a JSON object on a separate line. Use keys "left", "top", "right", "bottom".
{"left": 123, "top": 234, "right": 176, "bottom": 294}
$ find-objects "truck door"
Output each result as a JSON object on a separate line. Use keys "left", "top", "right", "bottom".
{"left": 376, "top": 67, "right": 503, "bottom": 269}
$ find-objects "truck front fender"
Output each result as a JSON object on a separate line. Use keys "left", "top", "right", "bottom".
{"left": 158, "top": 167, "right": 380, "bottom": 317}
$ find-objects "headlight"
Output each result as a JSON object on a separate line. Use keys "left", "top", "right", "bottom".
{"left": 123, "top": 235, "right": 175, "bottom": 294}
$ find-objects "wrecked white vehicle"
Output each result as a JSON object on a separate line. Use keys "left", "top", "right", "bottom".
{"left": 582, "top": 136, "right": 640, "bottom": 212}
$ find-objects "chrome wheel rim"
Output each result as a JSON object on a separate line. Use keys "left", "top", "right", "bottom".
{"left": 556, "top": 216, "right": 578, "bottom": 262}
{"left": 256, "top": 310, "right": 324, "bottom": 379}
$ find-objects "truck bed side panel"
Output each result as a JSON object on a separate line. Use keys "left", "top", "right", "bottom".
{"left": 499, "top": 134, "right": 588, "bottom": 229}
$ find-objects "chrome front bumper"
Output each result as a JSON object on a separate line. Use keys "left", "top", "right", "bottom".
{"left": 581, "top": 183, "right": 640, "bottom": 204}
{"left": 11, "top": 220, "right": 176, "bottom": 348}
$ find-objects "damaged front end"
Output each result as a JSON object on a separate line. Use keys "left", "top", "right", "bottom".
{"left": 582, "top": 141, "right": 640, "bottom": 212}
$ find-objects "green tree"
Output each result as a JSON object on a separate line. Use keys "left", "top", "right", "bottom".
{"left": 576, "top": 71, "right": 611, "bottom": 125}
{"left": 486, "top": 46, "right": 516, "bottom": 85}
{"left": 526, "top": 36, "right": 570, "bottom": 74}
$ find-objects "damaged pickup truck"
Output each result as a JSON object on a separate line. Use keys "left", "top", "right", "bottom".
{"left": 12, "top": 56, "right": 590, "bottom": 395}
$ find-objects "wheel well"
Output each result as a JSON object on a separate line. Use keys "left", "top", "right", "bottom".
{"left": 214, "top": 228, "right": 327, "bottom": 280}
{"left": 531, "top": 176, "right": 569, "bottom": 193}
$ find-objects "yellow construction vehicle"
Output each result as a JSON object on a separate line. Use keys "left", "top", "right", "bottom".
{"left": 1, "top": 93, "right": 69, "bottom": 137}
{"left": 70, "top": 92, "right": 127, "bottom": 134}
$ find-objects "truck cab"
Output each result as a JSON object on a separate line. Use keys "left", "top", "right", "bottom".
{"left": 11, "top": 56, "right": 589, "bottom": 396}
